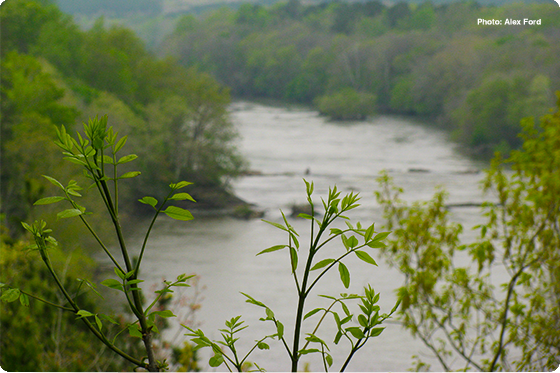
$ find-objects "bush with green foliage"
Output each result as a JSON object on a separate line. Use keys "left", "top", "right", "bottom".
{"left": 375, "top": 94, "right": 560, "bottom": 371}
{"left": 315, "top": 88, "right": 376, "bottom": 120}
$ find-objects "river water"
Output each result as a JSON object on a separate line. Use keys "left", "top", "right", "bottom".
{"left": 129, "top": 102, "right": 488, "bottom": 371}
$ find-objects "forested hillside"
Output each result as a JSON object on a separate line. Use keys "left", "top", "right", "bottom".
{"left": 1, "top": 0, "right": 245, "bottom": 238}
{"left": 161, "top": 0, "right": 560, "bottom": 156}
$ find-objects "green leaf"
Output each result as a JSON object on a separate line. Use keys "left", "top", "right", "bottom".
{"left": 298, "top": 213, "right": 313, "bottom": 220}
{"left": 163, "top": 206, "right": 194, "bottom": 221}
{"left": 364, "top": 224, "right": 375, "bottom": 242}
{"left": 299, "top": 348, "right": 321, "bottom": 355}
{"left": 76, "top": 310, "right": 95, "bottom": 318}
{"left": 347, "top": 235, "right": 359, "bottom": 248}
{"left": 169, "top": 193, "right": 196, "bottom": 202}
{"left": 372, "top": 232, "right": 391, "bottom": 241}
{"left": 326, "top": 353, "right": 333, "bottom": 367}
{"left": 1, "top": 288, "right": 20, "bottom": 303}
{"left": 170, "top": 181, "right": 193, "bottom": 190}
{"left": 367, "top": 241, "right": 386, "bottom": 249}
{"left": 57, "top": 209, "right": 83, "bottom": 219}
{"left": 114, "top": 136, "right": 127, "bottom": 153}
{"left": 256, "top": 245, "right": 287, "bottom": 256}
{"left": 101, "top": 279, "right": 123, "bottom": 291}
{"left": 102, "top": 155, "right": 114, "bottom": 165}
{"left": 334, "top": 331, "right": 343, "bottom": 344}
{"left": 338, "top": 262, "right": 350, "bottom": 288}
{"left": 151, "top": 310, "right": 176, "bottom": 318}
{"left": 128, "top": 324, "right": 142, "bottom": 338}
{"left": 257, "top": 342, "right": 270, "bottom": 350}
{"left": 346, "top": 327, "right": 365, "bottom": 339}
{"left": 43, "top": 175, "right": 64, "bottom": 189}
{"left": 139, "top": 196, "right": 158, "bottom": 208}
{"left": 369, "top": 327, "right": 385, "bottom": 337}
{"left": 262, "top": 219, "right": 288, "bottom": 232}
{"left": 304, "top": 308, "right": 323, "bottom": 320}
{"left": 290, "top": 247, "right": 298, "bottom": 272}
{"left": 117, "top": 154, "right": 138, "bottom": 164}
{"left": 241, "top": 293, "right": 267, "bottom": 308}
{"left": 276, "top": 321, "right": 284, "bottom": 339}
{"left": 209, "top": 353, "right": 224, "bottom": 367}
{"left": 95, "top": 315, "right": 102, "bottom": 330}
{"left": 114, "top": 267, "right": 126, "bottom": 280}
{"left": 34, "top": 196, "right": 65, "bottom": 205}
{"left": 355, "top": 250, "right": 378, "bottom": 266}
{"left": 119, "top": 171, "right": 141, "bottom": 179}
{"left": 310, "top": 258, "right": 335, "bottom": 271}
{"left": 358, "top": 314, "right": 368, "bottom": 328}
{"left": 19, "top": 293, "right": 29, "bottom": 307}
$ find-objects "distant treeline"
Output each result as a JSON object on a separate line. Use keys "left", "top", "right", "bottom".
{"left": 161, "top": 0, "right": 560, "bottom": 156}
{"left": 1, "top": 0, "right": 245, "bottom": 237}
{"left": 55, "top": 0, "right": 163, "bottom": 16}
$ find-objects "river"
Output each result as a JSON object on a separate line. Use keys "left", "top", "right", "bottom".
{"left": 128, "top": 102, "right": 488, "bottom": 371}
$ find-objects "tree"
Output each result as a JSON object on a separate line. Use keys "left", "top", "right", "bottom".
{"left": 0, "top": 51, "right": 79, "bottom": 236}
{"left": 375, "top": 94, "right": 560, "bottom": 371}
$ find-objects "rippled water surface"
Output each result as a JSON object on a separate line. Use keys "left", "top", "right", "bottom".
{"left": 128, "top": 102, "right": 488, "bottom": 371}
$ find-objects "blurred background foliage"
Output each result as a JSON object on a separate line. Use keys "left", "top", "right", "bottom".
{"left": 157, "top": 0, "right": 559, "bottom": 156}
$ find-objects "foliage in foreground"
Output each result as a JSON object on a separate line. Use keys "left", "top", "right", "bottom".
{"left": 375, "top": 95, "right": 560, "bottom": 371}
{"left": 186, "top": 181, "right": 399, "bottom": 371}
{"left": 1, "top": 116, "right": 199, "bottom": 371}
{"left": 1, "top": 116, "right": 396, "bottom": 372}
